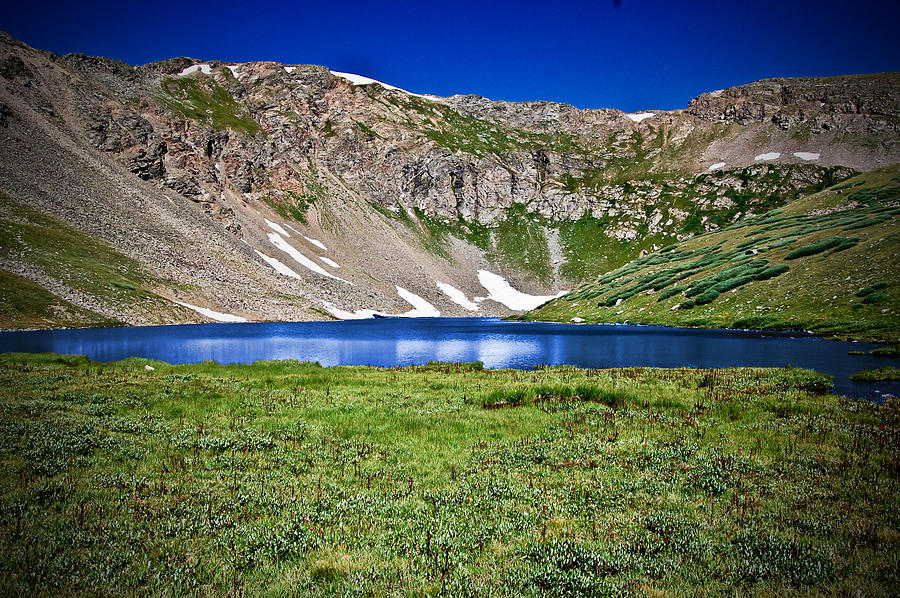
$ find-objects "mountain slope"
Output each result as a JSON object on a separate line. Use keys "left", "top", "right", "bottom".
{"left": 0, "top": 32, "right": 897, "bottom": 328}
{"left": 524, "top": 167, "right": 900, "bottom": 342}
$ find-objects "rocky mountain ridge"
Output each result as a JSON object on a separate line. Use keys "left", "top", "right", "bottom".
{"left": 0, "top": 32, "right": 897, "bottom": 327}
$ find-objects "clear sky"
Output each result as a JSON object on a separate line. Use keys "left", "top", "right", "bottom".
{"left": 2, "top": 0, "right": 898, "bottom": 111}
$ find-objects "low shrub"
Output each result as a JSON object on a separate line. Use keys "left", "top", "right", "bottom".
{"left": 694, "top": 289, "right": 720, "bottom": 305}
{"left": 850, "top": 366, "right": 900, "bottom": 382}
{"left": 784, "top": 237, "right": 854, "bottom": 260}
{"left": 829, "top": 237, "right": 859, "bottom": 253}
{"left": 863, "top": 293, "right": 887, "bottom": 305}
{"left": 658, "top": 286, "right": 687, "bottom": 302}
{"left": 869, "top": 345, "right": 900, "bottom": 357}
{"left": 843, "top": 216, "right": 890, "bottom": 230}
{"left": 712, "top": 275, "right": 755, "bottom": 293}
{"left": 856, "top": 281, "right": 888, "bottom": 297}
{"left": 754, "top": 264, "right": 789, "bottom": 281}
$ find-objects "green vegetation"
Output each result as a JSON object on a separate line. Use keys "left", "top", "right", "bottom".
{"left": 1, "top": 354, "right": 898, "bottom": 595}
{"left": 870, "top": 345, "right": 900, "bottom": 357}
{"left": 264, "top": 160, "right": 331, "bottom": 225}
{"left": 264, "top": 191, "right": 315, "bottom": 225}
{"left": 525, "top": 166, "right": 900, "bottom": 343}
{"left": 850, "top": 366, "right": 900, "bottom": 382}
{"left": 754, "top": 264, "right": 790, "bottom": 281}
{"left": 0, "top": 271, "right": 119, "bottom": 329}
{"left": 160, "top": 76, "right": 260, "bottom": 135}
{"left": 857, "top": 282, "right": 889, "bottom": 297}
{"left": 784, "top": 237, "right": 858, "bottom": 260}
{"left": 492, "top": 204, "right": 553, "bottom": 284}
{"left": 0, "top": 192, "right": 176, "bottom": 329}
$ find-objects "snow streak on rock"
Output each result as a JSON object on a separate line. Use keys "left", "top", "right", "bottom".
{"left": 435, "top": 280, "right": 478, "bottom": 311}
{"left": 477, "top": 270, "right": 562, "bottom": 311}
{"left": 173, "top": 300, "right": 247, "bottom": 322}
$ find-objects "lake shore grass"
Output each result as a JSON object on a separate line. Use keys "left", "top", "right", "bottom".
{"left": 850, "top": 366, "right": 900, "bottom": 382}
{"left": 0, "top": 353, "right": 898, "bottom": 596}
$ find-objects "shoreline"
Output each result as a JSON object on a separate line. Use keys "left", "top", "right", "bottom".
{"left": 2, "top": 314, "right": 894, "bottom": 347}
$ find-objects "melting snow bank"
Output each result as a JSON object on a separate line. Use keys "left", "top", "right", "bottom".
{"left": 396, "top": 286, "right": 440, "bottom": 317}
{"left": 303, "top": 235, "right": 327, "bottom": 251}
{"left": 754, "top": 152, "right": 781, "bottom": 161}
{"left": 173, "top": 300, "right": 247, "bottom": 323}
{"left": 625, "top": 112, "right": 655, "bottom": 122}
{"left": 268, "top": 233, "right": 350, "bottom": 284}
{"left": 265, "top": 218, "right": 292, "bottom": 237}
{"left": 793, "top": 152, "right": 820, "bottom": 161}
{"left": 321, "top": 302, "right": 380, "bottom": 320}
{"left": 330, "top": 70, "right": 441, "bottom": 102}
{"left": 281, "top": 223, "right": 328, "bottom": 250}
{"left": 178, "top": 64, "right": 212, "bottom": 76}
{"left": 708, "top": 162, "right": 726, "bottom": 171}
{"left": 477, "top": 270, "right": 564, "bottom": 311}
{"left": 323, "top": 286, "right": 440, "bottom": 320}
{"left": 435, "top": 281, "right": 478, "bottom": 311}
{"left": 319, "top": 257, "right": 340, "bottom": 268}
{"left": 255, "top": 249, "right": 302, "bottom": 279}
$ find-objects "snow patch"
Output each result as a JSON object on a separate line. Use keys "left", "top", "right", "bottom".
{"left": 754, "top": 152, "right": 781, "bottom": 161}
{"left": 331, "top": 71, "right": 393, "bottom": 87}
{"left": 268, "top": 233, "right": 350, "bottom": 283}
{"left": 173, "top": 300, "right": 247, "bottom": 323}
{"left": 255, "top": 249, "right": 302, "bottom": 279}
{"left": 435, "top": 280, "right": 478, "bottom": 311}
{"left": 178, "top": 64, "right": 212, "bottom": 76}
{"left": 793, "top": 152, "right": 820, "bottom": 161}
{"left": 303, "top": 235, "right": 327, "bottom": 250}
{"left": 281, "top": 223, "right": 329, "bottom": 250}
{"left": 321, "top": 302, "right": 380, "bottom": 320}
{"left": 226, "top": 65, "right": 241, "bottom": 76}
{"left": 319, "top": 256, "right": 340, "bottom": 268}
{"left": 284, "top": 66, "right": 297, "bottom": 73}
{"left": 395, "top": 286, "right": 440, "bottom": 317}
{"left": 330, "top": 70, "right": 440, "bottom": 102}
{"left": 708, "top": 162, "right": 726, "bottom": 171}
{"left": 265, "top": 218, "right": 291, "bottom": 237}
{"left": 477, "top": 270, "right": 563, "bottom": 311}
{"left": 625, "top": 112, "right": 655, "bottom": 122}
{"left": 282, "top": 223, "right": 302, "bottom": 236}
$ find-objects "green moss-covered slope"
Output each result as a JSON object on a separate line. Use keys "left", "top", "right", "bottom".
{"left": 0, "top": 192, "right": 180, "bottom": 329}
{"left": 523, "top": 166, "right": 900, "bottom": 342}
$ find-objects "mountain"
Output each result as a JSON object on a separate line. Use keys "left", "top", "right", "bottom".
{"left": 0, "top": 32, "right": 897, "bottom": 328}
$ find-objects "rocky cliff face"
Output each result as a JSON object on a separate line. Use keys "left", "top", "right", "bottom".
{"left": 0, "top": 32, "right": 896, "bottom": 327}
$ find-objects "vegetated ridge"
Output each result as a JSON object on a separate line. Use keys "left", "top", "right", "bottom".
{"left": 524, "top": 167, "right": 900, "bottom": 343}
{"left": 0, "top": 32, "right": 897, "bottom": 329}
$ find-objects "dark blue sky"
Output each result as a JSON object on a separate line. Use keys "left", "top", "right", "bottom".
{"left": 2, "top": 0, "right": 898, "bottom": 111}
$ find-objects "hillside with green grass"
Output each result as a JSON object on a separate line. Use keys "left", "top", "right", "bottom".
{"left": 524, "top": 166, "right": 900, "bottom": 343}
{"left": 1, "top": 354, "right": 898, "bottom": 595}
{"left": 0, "top": 192, "right": 191, "bottom": 328}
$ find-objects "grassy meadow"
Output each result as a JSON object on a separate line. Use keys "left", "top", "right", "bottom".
{"left": 0, "top": 353, "right": 898, "bottom": 596}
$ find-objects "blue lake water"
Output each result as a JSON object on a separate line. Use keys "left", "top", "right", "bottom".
{"left": 0, "top": 317, "right": 897, "bottom": 397}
